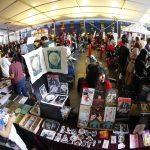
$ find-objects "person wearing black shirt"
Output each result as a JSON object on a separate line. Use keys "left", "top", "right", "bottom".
{"left": 116, "top": 38, "right": 129, "bottom": 76}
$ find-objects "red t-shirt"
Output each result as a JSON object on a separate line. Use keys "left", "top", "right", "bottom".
{"left": 9, "top": 61, "right": 24, "bottom": 84}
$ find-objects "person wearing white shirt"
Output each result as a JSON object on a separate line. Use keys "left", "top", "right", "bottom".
{"left": 0, "top": 53, "right": 11, "bottom": 77}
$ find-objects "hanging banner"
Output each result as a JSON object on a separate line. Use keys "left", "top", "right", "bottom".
{"left": 100, "top": 23, "right": 105, "bottom": 32}
{"left": 70, "top": 21, "right": 74, "bottom": 29}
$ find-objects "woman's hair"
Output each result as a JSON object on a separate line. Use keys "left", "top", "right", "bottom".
{"left": 86, "top": 64, "right": 106, "bottom": 88}
{"left": 8, "top": 51, "right": 20, "bottom": 62}
{"left": 136, "top": 49, "right": 148, "bottom": 62}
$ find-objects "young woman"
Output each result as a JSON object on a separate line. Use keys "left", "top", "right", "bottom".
{"left": 8, "top": 52, "right": 28, "bottom": 97}
{"left": 86, "top": 64, "right": 112, "bottom": 92}
{"left": 133, "top": 49, "right": 148, "bottom": 99}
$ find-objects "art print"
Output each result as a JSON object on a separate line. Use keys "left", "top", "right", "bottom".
{"left": 78, "top": 105, "right": 91, "bottom": 127}
{"left": 50, "top": 95, "right": 68, "bottom": 107}
{"left": 23, "top": 47, "right": 47, "bottom": 83}
{"left": 30, "top": 54, "right": 42, "bottom": 76}
{"left": 41, "top": 94, "right": 56, "bottom": 104}
{"left": 117, "top": 97, "right": 131, "bottom": 114}
{"left": 60, "top": 82, "right": 68, "bottom": 95}
{"left": 92, "top": 90, "right": 104, "bottom": 107}
{"left": 40, "top": 129, "right": 56, "bottom": 140}
{"left": 88, "top": 106, "right": 104, "bottom": 129}
{"left": 48, "top": 51, "right": 61, "bottom": 69}
{"left": 142, "top": 130, "right": 150, "bottom": 146}
{"left": 81, "top": 88, "right": 95, "bottom": 106}
{"left": 103, "top": 107, "right": 116, "bottom": 123}
{"left": 39, "top": 84, "right": 48, "bottom": 99}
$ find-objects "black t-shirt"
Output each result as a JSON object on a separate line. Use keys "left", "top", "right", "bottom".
{"left": 118, "top": 45, "right": 129, "bottom": 67}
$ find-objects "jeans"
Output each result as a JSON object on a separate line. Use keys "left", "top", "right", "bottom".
{"left": 13, "top": 78, "right": 28, "bottom": 97}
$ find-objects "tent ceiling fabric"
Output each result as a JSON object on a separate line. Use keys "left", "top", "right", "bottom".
{"left": 0, "top": 0, "right": 150, "bottom": 31}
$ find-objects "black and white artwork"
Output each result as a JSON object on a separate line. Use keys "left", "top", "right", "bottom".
{"left": 60, "top": 83, "right": 68, "bottom": 95}
{"left": 30, "top": 54, "right": 42, "bottom": 76}
{"left": 47, "top": 75, "right": 60, "bottom": 94}
{"left": 40, "top": 129, "right": 56, "bottom": 140}
{"left": 50, "top": 95, "right": 68, "bottom": 107}
{"left": 41, "top": 94, "right": 56, "bottom": 104}
{"left": 39, "top": 84, "right": 48, "bottom": 99}
{"left": 23, "top": 47, "right": 47, "bottom": 83}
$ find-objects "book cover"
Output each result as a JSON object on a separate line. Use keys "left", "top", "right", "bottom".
{"left": 130, "top": 134, "right": 139, "bottom": 149}
{"left": 40, "top": 129, "right": 56, "bottom": 140}
{"left": 20, "top": 104, "right": 32, "bottom": 115}
{"left": 88, "top": 106, "right": 104, "bottom": 129}
{"left": 92, "top": 90, "right": 105, "bottom": 107}
{"left": 105, "top": 89, "right": 118, "bottom": 106}
{"left": 103, "top": 107, "right": 116, "bottom": 123}
{"left": 117, "top": 97, "right": 132, "bottom": 114}
{"left": 140, "top": 102, "right": 150, "bottom": 114}
{"left": 81, "top": 88, "right": 95, "bottom": 106}
{"left": 142, "top": 130, "right": 150, "bottom": 146}
{"left": 78, "top": 105, "right": 91, "bottom": 127}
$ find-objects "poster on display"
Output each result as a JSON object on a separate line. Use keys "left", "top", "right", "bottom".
{"left": 23, "top": 47, "right": 47, "bottom": 83}
{"left": 43, "top": 47, "right": 68, "bottom": 74}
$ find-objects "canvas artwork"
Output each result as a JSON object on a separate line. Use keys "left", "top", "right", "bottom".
{"left": 88, "top": 106, "right": 104, "bottom": 129}
{"left": 40, "top": 129, "right": 56, "bottom": 140}
{"left": 105, "top": 89, "right": 118, "bottom": 106}
{"left": 117, "top": 97, "right": 132, "bottom": 114}
{"left": 39, "top": 84, "right": 48, "bottom": 99}
{"left": 43, "top": 47, "right": 68, "bottom": 74}
{"left": 78, "top": 105, "right": 91, "bottom": 127}
{"left": 81, "top": 88, "right": 95, "bottom": 106}
{"left": 23, "top": 47, "right": 47, "bottom": 83}
{"left": 50, "top": 95, "right": 68, "bottom": 107}
{"left": 60, "top": 83, "right": 68, "bottom": 95}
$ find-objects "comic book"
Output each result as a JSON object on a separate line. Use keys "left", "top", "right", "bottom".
{"left": 81, "top": 88, "right": 95, "bottom": 106}
{"left": 140, "top": 102, "right": 150, "bottom": 114}
{"left": 88, "top": 106, "right": 104, "bottom": 129}
{"left": 78, "top": 105, "right": 91, "bottom": 127}
{"left": 105, "top": 89, "right": 118, "bottom": 106}
{"left": 142, "top": 130, "right": 150, "bottom": 146}
{"left": 130, "top": 134, "right": 139, "bottom": 149}
{"left": 92, "top": 90, "right": 105, "bottom": 108}
{"left": 117, "top": 97, "right": 132, "bottom": 115}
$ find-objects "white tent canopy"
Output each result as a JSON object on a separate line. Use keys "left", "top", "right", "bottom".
{"left": 122, "top": 23, "right": 150, "bottom": 35}
{"left": 0, "top": 0, "right": 150, "bottom": 32}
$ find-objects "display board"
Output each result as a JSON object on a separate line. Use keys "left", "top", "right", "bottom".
{"left": 78, "top": 88, "right": 118, "bottom": 130}
{"left": 23, "top": 46, "right": 68, "bottom": 83}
